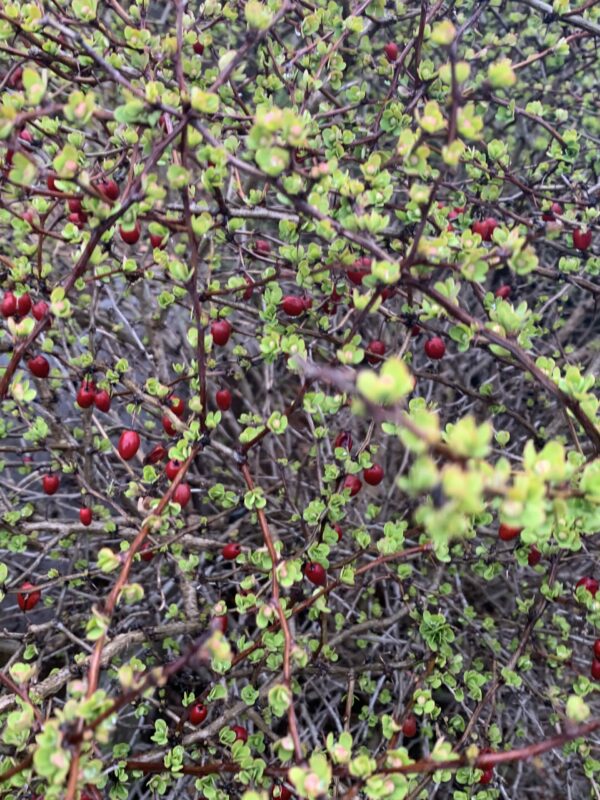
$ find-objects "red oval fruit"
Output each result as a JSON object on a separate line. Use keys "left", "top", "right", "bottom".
{"left": 42, "top": 473, "right": 60, "bottom": 495}
{"left": 216, "top": 388, "right": 232, "bottom": 411}
{"left": 424, "top": 337, "right": 446, "bottom": 360}
{"left": 242, "top": 276, "right": 254, "bottom": 300}
{"left": 150, "top": 232, "right": 166, "bottom": 249}
{"left": 594, "top": 640, "right": 600, "bottom": 660}
{"left": 120, "top": 222, "right": 141, "bottom": 245}
{"left": 498, "top": 523, "right": 522, "bottom": 542}
{"left": 68, "top": 197, "right": 82, "bottom": 213}
{"left": 254, "top": 239, "right": 271, "bottom": 255}
{"left": 139, "top": 541, "right": 155, "bottom": 562}
{"left": 272, "top": 785, "right": 292, "bottom": 800}
{"left": 165, "top": 460, "right": 181, "bottom": 481}
{"left": 346, "top": 256, "right": 371, "bottom": 285}
{"left": 189, "top": 702, "right": 208, "bottom": 725}
{"left": 333, "top": 524, "right": 343, "bottom": 541}
{"left": 17, "top": 581, "right": 41, "bottom": 612}
{"left": 80, "top": 507, "right": 93, "bottom": 526}
{"left": 162, "top": 415, "right": 177, "bottom": 436}
{"left": 573, "top": 228, "right": 592, "bottom": 251}
{"left": 1, "top": 291, "right": 17, "bottom": 317}
{"left": 146, "top": 444, "right": 167, "bottom": 465}
{"left": 479, "top": 767, "right": 494, "bottom": 785}
{"left": 16, "top": 293, "right": 31, "bottom": 315}
{"left": 231, "top": 725, "right": 248, "bottom": 742}
{"left": 28, "top": 355, "right": 50, "bottom": 378}
{"left": 211, "top": 320, "right": 232, "bottom": 346}
{"left": 363, "top": 464, "right": 384, "bottom": 486}
{"left": 168, "top": 395, "right": 185, "bottom": 418}
{"left": 527, "top": 545, "right": 541, "bottom": 567}
{"left": 472, "top": 217, "right": 498, "bottom": 242}
{"left": 18, "top": 129, "right": 33, "bottom": 144}
{"left": 343, "top": 474, "right": 362, "bottom": 496}
{"left": 384, "top": 42, "right": 399, "bottom": 62}
{"left": 118, "top": 430, "right": 141, "bottom": 461}
{"left": 222, "top": 542, "right": 241, "bottom": 560}
{"left": 193, "top": 41, "right": 204, "bottom": 55}
{"left": 212, "top": 614, "right": 228, "bottom": 634}
{"left": 32, "top": 300, "right": 49, "bottom": 320}
{"left": 304, "top": 562, "right": 327, "bottom": 587}
{"left": 592, "top": 660, "right": 600, "bottom": 681}
{"left": 542, "top": 202, "right": 563, "bottom": 221}
{"left": 402, "top": 715, "right": 417, "bottom": 738}
{"left": 47, "top": 174, "right": 58, "bottom": 191}
{"left": 96, "top": 178, "right": 119, "bottom": 201}
{"left": 173, "top": 482, "right": 191, "bottom": 507}
{"left": 76, "top": 381, "right": 96, "bottom": 409}
{"left": 366, "top": 340, "right": 385, "bottom": 365}
{"left": 334, "top": 431, "right": 353, "bottom": 451}
{"left": 94, "top": 389, "right": 111, "bottom": 413}
{"left": 576, "top": 576, "right": 599, "bottom": 597}
{"left": 69, "top": 211, "right": 87, "bottom": 229}
{"left": 495, "top": 285, "right": 511, "bottom": 299}
{"left": 281, "top": 295, "right": 306, "bottom": 317}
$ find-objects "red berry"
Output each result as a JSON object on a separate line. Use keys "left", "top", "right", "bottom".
{"left": 28, "top": 355, "right": 50, "bottom": 378}
{"left": 17, "top": 581, "right": 41, "bottom": 612}
{"left": 146, "top": 444, "right": 167, "bottom": 464}
{"left": 118, "top": 430, "right": 141, "bottom": 461}
{"left": 573, "top": 228, "right": 592, "bottom": 251}
{"left": 212, "top": 615, "right": 228, "bottom": 633}
{"left": 343, "top": 474, "right": 362, "bottom": 496}
{"left": 18, "top": 129, "right": 33, "bottom": 144}
{"left": 150, "top": 232, "right": 166, "bottom": 249}
{"left": 173, "top": 482, "right": 191, "bottom": 507}
{"left": 68, "top": 197, "right": 82, "bottom": 213}
{"left": 334, "top": 431, "right": 353, "bottom": 451}
{"left": 193, "top": 41, "right": 204, "bottom": 55}
{"left": 495, "top": 285, "right": 511, "bottom": 299}
{"left": 76, "top": 381, "right": 96, "bottom": 409}
{"left": 448, "top": 206, "right": 465, "bottom": 220}
{"left": 42, "top": 473, "right": 60, "bottom": 495}
{"left": 281, "top": 295, "right": 306, "bottom": 316}
{"left": 120, "top": 222, "right": 141, "bottom": 245}
{"left": 402, "top": 715, "right": 417, "bottom": 738}
{"left": 16, "top": 293, "right": 31, "bottom": 315}
{"left": 216, "top": 388, "right": 232, "bottom": 411}
{"left": 222, "top": 542, "right": 241, "bottom": 560}
{"left": 1, "top": 291, "right": 17, "bottom": 317}
{"left": 498, "top": 523, "right": 522, "bottom": 542}
{"left": 332, "top": 524, "right": 343, "bottom": 541}
{"left": 542, "top": 202, "right": 563, "bottom": 221}
{"left": 384, "top": 42, "right": 399, "bottom": 62}
{"left": 272, "top": 786, "right": 292, "bottom": 800}
{"left": 94, "top": 389, "right": 111, "bottom": 413}
{"left": 424, "top": 337, "right": 446, "bottom": 360}
{"left": 527, "top": 545, "right": 541, "bottom": 567}
{"left": 189, "top": 702, "right": 208, "bottom": 725}
{"left": 96, "top": 178, "right": 119, "bottom": 201}
{"left": 165, "top": 460, "right": 181, "bottom": 481}
{"left": 32, "top": 300, "right": 49, "bottom": 320}
{"left": 363, "top": 464, "right": 384, "bottom": 486}
{"left": 346, "top": 256, "right": 371, "bottom": 285}
{"left": 366, "top": 340, "right": 385, "bottom": 365}
{"left": 577, "top": 576, "right": 599, "bottom": 597}
{"left": 471, "top": 217, "right": 498, "bottom": 242}
{"left": 69, "top": 211, "right": 87, "bottom": 229}
{"left": 7, "top": 67, "right": 23, "bottom": 90}
{"left": 22, "top": 210, "right": 35, "bottom": 226}
{"left": 479, "top": 767, "right": 494, "bottom": 785}
{"left": 162, "top": 415, "right": 177, "bottom": 436}
{"left": 211, "top": 320, "right": 232, "bottom": 346}
{"left": 594, "top": 640, "right": 600, "bottom": 660}
{"left": 254, "top": 239, "right": 271, "bottom": 255}
{"left": 47, "top": 174, "right": 58, "bottom": 191}
{"left": 80, "top": 507, "right": 93, "bottom": 526}
{"left": 168, "top": 395, "right": 185, "bottom": 418}
{"left": 139, "top": 541, "right": 155, "bottom": 562}
{"left": 592, "top": 660, "right": 600, "bottom": 681}
{"left": 304, "top": 562, "right": 327, "bottom": 586}
{"left": 242, "top": 276, "right": 254, "bottom": 300}
{"left": 231, "top": 725, "right": 248, "bottom": 742}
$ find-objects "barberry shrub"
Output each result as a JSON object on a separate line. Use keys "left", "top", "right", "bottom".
{"left": 0, "top": 2, "right": 599, "bottom": 800}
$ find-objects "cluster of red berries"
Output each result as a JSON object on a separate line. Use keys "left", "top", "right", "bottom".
{"left": 76, "top": 379, "right": 112, "bottom": 413}
{"left": 590, "top": 639, "right": 600, "bottom": 681}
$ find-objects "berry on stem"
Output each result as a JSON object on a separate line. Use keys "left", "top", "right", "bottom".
{"left": 165, "top": 460, "right": 181, "bottom": 481}
{"left": 304, "top": 562, "right": 327, "bottom": 586}
{"left": 573, "top": 228, "right": 592, "bottom": 251}
{"left": 211, "top": 320, "right": 232, "bottom": 346}
{"left": 1, "top": 291, "right": 17, "bottom": 317}
{"left": 94, "top": 389, "right": 111, "bottom": 413}
{"left": 80, "top": 507, "right": 93, "bottom": 526}
{"left": 189, "top": 702, "right": 208, "bottom": 725}
{"left": 76, "top": 381, "right": 96, "bottom": 409}
{"left": 384, "top": 42, "right": 399, "bottom": 62}
{"left": 28, "top": 355, "right": 50, "bottom": 378}
{"left": 42, "top": 473, "right": 60, "bottom": 495}
{"left": 343, "top": 474, "right": 362, "bottom": 496}
{"left": 594, "top": 640, "right": 600, "bottom": 660}
{"left": 527, "top": 545, "right": 541, "bottom": 567}
{"left": 592, "top": 660, "right": 600, "bottom": 681}
{"left": 363, "top": 464, "right": 384, "bottom": 486}
{"left": 120, "top": 221, "right": 141, "bottom": 245}
{"left": 16, "top": 293, "right": 31, "bottom": 315}
{"left": 173, "top": 482, "right": 191, "bottom": 507}
{"left": 498, "top": 523, "right": 522, "bottom": 542}
{"left": 222, "top": 542, "right": 241, "bottom": 560}
{"left": 472, "top": 217, "right": 498, "bottom": 242}
{"left": 231, "top": 725, "right": 248, "bottom": 742}
{"left": 366, "top": 340, "right": 386, "bottom": 365}
{"left": 162, "top": 415, "right": 177, "bottom": 436}
{"left": 32, "top": 300, "right": 49, "bottom": 321}
{"left": 216, "top": 388, "right": 232, "bottom": 411}
{"left": 146, "top": 444, "right": 167, "bottom": 464}
{"left": 17, "top": 581, "right": 41, "bottom": 612}
{"left": 424, "top": 337, "right": 446, "bottom": 360}
{"left": 281, "top": 295, "right": 306, "bottom": 317}
{"left": 576, "top": 576, "right": 599, "bottom": 597}
{"left": 334, "top": 431, "right": 353, "bottom": 451}
{"left": 402, "top": 715, "right": 417, "bottom": 738}
{"left": 118, "top": 430, "right": 141, "bottom": 461}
